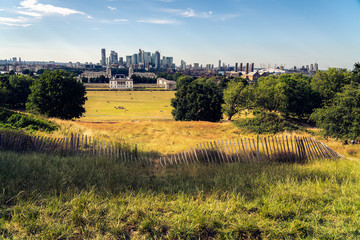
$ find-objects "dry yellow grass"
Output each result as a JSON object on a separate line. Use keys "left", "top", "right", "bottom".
{"left": 40, "top": 91, "right": 359, "bottom": 157}
{"left": 82, "top": 91, "right": 174, "bottom": 121}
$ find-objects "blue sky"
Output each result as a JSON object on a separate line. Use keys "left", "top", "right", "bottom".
{"left": 1, "top": 0, "right": 360, "bottom": 69}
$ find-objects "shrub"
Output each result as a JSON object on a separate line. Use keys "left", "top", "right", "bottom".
{"left": 234, "top": 112, "right": 300, "bottom": 134}
{"left": 0, "top": 108, "right": 57, "bottom": 132}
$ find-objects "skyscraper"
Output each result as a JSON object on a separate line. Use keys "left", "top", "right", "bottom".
{"left": 155, "top": 51, "right": 160, "bottom": 69}
{"left": 100, "top": 48, "right": 106, "bottom": 66}
{"left": 218, "top": 60, "right": 221, "bottom": 69}
{"left": 109, "top": 50, "right": 118, "bottom": 65}
{"left": 314, "top": 63, "right": 319, "bottom": 71}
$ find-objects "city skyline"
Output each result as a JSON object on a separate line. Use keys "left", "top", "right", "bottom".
{"left": 1, "top": 0, "right": 360, "bottom": 69}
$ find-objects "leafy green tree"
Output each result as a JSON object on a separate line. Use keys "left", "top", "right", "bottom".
{"left": 310, "top": 82, "right": 360, "bottom": 139}
{"left": 311, "top": 68, "right": 355, "bottom": 101}
{"left": 279, "top": 74, "right": 321, "bottom": 119}
{"left": 254, "top": 75, "right": 287, "bottom": 112}
{"left": 171, "top": 77, "right": 223, "bottom": 122}
{"left": 353, "top": 62, "right": 360, "bottom": 75}
{"left": 7, "top": 75, "right": 33, "bottom": 108}
{"left": 222, "top": 78, "right": 249, "bottom": 120}
{"left": 26, "top": 70, "right": 87, "bottom": 120}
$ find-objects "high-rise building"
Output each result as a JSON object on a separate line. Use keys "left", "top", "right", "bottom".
{"left": 180, "top": 60, "right": 186, "bottom": 70}
{"left": 109, "top": 50, "right": 118, "bottom": 65}
{"left": 119, "top": 57, "right": 123, "bottom": 65}
{"left": 126, "top": 56, "right": 132, "bottom": 66}
{"left": 100, "top": 49, "right": 106, "bottom": 66}
{"left": 132, "top": 54, "right": 138, "bottom": 65}
{"left": 218, "top": 60, "right": 221, "bottom": 69}
{"left": 240, "top": 63, "right": 243, "bottom": 72}
{"left": 155, "top": 51, "right": 160, "bottom": 69}
{"left": 310, "top": 64, "right": 314, "bottom": 71}
{"left": 235, "top": 63, "right": 238, "bottom": 72}
{"left": 314, "top": 63, "right": 319, "bottom": 71}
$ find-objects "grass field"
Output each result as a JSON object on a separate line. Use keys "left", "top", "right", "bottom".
{"left": 2, "top": 91, "right": 360, "bottom": 239}
{"left": 81, "top": 91, "right": 174, "bottom": 121}
{"left": 1, "top": 151, "right": 360, "bottom": 239}
{"left": 39, "top": 91, "right": 356, "bottom": 157}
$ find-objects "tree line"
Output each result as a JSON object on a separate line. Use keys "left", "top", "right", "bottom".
{"left": 171, "top": 63, "right": 360, "bottom": 140}
{"left": 0, "top": 70, "right": 87, "bottom": 120}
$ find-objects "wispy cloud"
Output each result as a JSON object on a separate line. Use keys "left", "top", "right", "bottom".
{"left": 16, "top": 10, "right": 42, "bottom": 18}
{"left": 107, "top": 6, "right": 117, "bottom": 11}
{"left": 114, "top": 19, "right": 128, "bottom": 22}
{"left": 219, "top": 13, "right": 241, "bottom": 21}
{"left": 0, "top": 9, "right": 4, "bottom": 11}
{"left": 137, "top": 18, "right": 179, "bottom": 24}
{"left": 0, "top": 16, "right": 31, "bottom": 27}
{"left": 160, "top": 8, "right": 213, "bottom": 18}
{"left": 19, "top": 0, "right": 90, "bottom": 18}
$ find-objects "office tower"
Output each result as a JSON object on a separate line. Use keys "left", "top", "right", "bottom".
{"left": 110, "top": 50, "right": 118, "bottom": 64}
{"left": 250, "top": 63, "right": 254, "bottom": 72}
{"left": 310, "top": 64, "right": 314, "bottom": 71}
{"left": 218, "top": 60, "right": 221, "bottom": 68}
{"left": 100, "top": 48, "right": 106, "bottom": 66}
{"left": 144, "top": 52, "right": 151, "bottom": 66}
{"left": 132, "top": 54, "right": 138, "bottom": 65}
{"left": 245, "top": 63, "right": 249, "bottom": 74}
{"left": 138, "top": 49, "right": 143, "bottom": 64}
{"left": 119, "top": 57, "right": 123, "bottom": 65}
{"left": 181, "top": 60, "right": 186, "bottom": 70}
{"left": 126, "top": 56, "right": 132, "bottom": 66}
{"left": 155, "top": 51, "right": 160, "bottom": 69}
{"left": 194, "top": 63, "right": 200, "bottom": 69}
{"left": 240, "top": 63, "right": 243, "bottom": 72}
{"left": 314, "top": 63, "right": 319, "bottom": 71}
{"left": 235, "top": 63, "right": 238, "bottom": 72}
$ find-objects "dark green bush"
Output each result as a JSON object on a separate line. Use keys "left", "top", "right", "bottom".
{"left": 0, "top": 108, "right": 57, "bottom": 132}
{"left": 234, "top": 112, "right": 300, "bottom": 134}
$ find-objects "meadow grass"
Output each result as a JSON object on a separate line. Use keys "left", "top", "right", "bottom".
{"left": 82, "top": 91, "right": 175, "bottom": 121}
{"left": 1, "top": 151, "right": 360, "bottom": 239}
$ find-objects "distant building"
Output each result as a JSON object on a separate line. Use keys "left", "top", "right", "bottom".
{"left": 109, "top": 50, "right": 118, "bottom": 65}
{"left": 241, "top": 71, "right": 261, "bottom": 84}
{"left": 155, "top": 51, "right": 161, "bottom": 69}
{"left": 157, "top": 78, "right": 176, "bottom": 90}
{"left": 100, "top": 49, "right": 106, "bottom": 66}
{"left": 109, "top": 74, "right": 133, "bottom": 89}
{"left": 133, "top": 72, "right": 156, "bottom": 78}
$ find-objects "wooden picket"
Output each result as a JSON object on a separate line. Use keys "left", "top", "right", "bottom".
{"left": 0, "top": 131, "right": 343, "bottom": 166}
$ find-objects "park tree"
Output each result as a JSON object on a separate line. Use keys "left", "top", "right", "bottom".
{"left": 222, "top": 78, "right": 249, "bottom": 120}
{"left": 353, "top": 62, "right": 360, "bottom": 75}
{"left": 7, "top": 75, "right": 33, "bottom": 109}
{"left": 311, "top": 68, "right": 355, "bottom": 101}
{"left": 279, "top": 74, "right": 321, "bottom": 119}
{"left": 310, "top": 82, "right": 360, "bottom": 140}
{"left": 253, "top": 75, "right": 287, "bottom": 113}
{"left": 171, "top": 77, "right": 223, "bottom": 122}
{"left": 26, "top": 70, "right": 87, "bottom": 120}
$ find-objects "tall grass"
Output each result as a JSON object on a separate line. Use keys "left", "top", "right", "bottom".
{"left": 1, "top": 151, "right": 360, "bottom": 239}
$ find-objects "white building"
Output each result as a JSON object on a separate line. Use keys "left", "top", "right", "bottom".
{"left": 157, "top": 78, "right": 176, "bottom": 90}
{"left": 109, "top": 74, "right": 133, "bottom": 89}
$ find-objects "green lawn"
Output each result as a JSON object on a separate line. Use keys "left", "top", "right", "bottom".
{"left": 1, "top": 151, "right": 360, "bottom": 239}
{"left": 82, "top": 91, "right": 175, "bottom": 121}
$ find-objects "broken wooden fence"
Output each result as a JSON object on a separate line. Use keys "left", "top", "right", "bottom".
{"left": 0, "top": 132, "right": 341, "bottom": 166}
{"left": 159, "top": 136, "right": 342, "bottom": 166}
